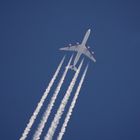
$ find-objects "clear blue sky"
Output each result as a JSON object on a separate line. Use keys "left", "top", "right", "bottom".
{"left": 0, "top": 0, "right": 140, "bottom": 140}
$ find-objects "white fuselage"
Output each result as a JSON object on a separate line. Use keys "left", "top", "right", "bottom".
{"left": 73, "top": 29, "right": 91, "bottom": 66}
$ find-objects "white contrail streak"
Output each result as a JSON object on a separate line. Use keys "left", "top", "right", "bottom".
{"left": 33, "top": 56, "right": 73, "bottom": 140}
{"left": 44, "top": 59, "right": 84, "bottom": 140}
{"left": 19, "top": 56, "right": 65, "bottom": 140}
{"left": 57, "top": 65, "right": 89, "bottom": 140}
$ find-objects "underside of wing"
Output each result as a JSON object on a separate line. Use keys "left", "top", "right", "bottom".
{"left": 83, "top": 48, "right": 96, "bottom": 62}
{"left": 59, "top": 45, "right": 79, "bottom": 52}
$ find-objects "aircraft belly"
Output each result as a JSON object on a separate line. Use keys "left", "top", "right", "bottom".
{"left": 74, "top": 52, "right": 81, "bottom": 66}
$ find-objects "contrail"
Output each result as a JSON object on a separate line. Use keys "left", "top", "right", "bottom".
{"left": 57, "top": 65, "right": 89, "bottom": 140}
{"left": 19, "top": 56, "right": 65, "bottom": 140}
{"left": 33, "top": 55, "right": 73, "bottom": 140}
{"left": 44, "top": 59, "right": 84, "bottom": 140}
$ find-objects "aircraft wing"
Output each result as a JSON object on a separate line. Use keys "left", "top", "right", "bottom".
{"left": 59, "top": 45, "right": 79, "bottom": 52}
{"left": 83, "top": 48, "right": 96, "bottom": 62}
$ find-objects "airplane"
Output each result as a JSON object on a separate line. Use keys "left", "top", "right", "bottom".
{"left": 59, "top": 29, "right": 96, "bottom": 71}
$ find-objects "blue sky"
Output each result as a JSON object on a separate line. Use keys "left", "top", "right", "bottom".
{"left": 0, "top": 0, "right": 140, "bottom": 140}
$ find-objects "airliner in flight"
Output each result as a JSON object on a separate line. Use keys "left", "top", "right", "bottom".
{"left": 59, "top": 29, "right": 96, "bottom": 71}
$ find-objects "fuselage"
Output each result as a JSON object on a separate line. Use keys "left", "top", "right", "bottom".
{"left": 73, "top": 29, "right": 91, "bottom": 66}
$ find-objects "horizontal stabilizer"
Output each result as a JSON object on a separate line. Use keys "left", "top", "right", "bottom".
{"left": 66, "top": 65, "right": 77, "bottom": 72}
